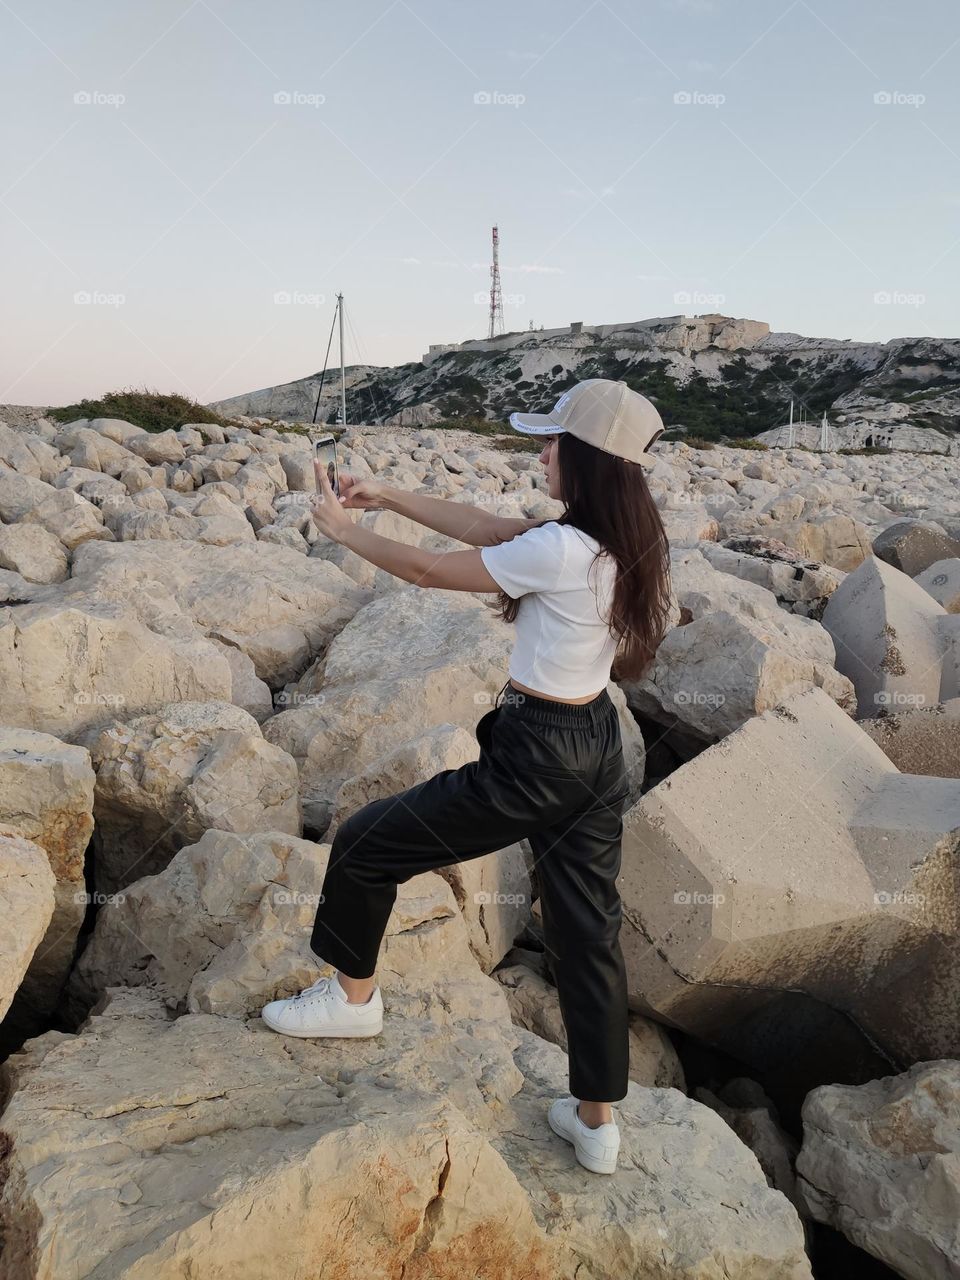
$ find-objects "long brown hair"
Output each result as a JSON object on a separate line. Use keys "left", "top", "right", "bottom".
{"left": 490, "top": 432, "right": 671, "bottom": 681}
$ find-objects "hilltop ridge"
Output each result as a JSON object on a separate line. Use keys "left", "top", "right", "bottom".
{"left": 207, "top": 312, "right": 960, "bottom": 453}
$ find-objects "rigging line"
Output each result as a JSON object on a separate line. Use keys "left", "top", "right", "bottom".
{"left": 311, "top": 298, "right": 340, "bottom": 425}
{"left": 344, "top": 304, "right": 384, "bottom": 427}
{"left": 343, "top": 306, "right": 379, "bottom": 426}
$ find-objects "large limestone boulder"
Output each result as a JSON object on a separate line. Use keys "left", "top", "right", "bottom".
{"left": 0, "top": 468, "right": 60, "bottom": 522}
{"left": 88, "top": 702, "right": 300, "bottom": 894}
{"left": 21, "top": 487, "right": 114, "bottom": 550}
{"left": 0, "top": 835, "right": 55, "bottom": 1022}
{"left": 0, "top": 423, "right": 45, "bottom": 478}
{"left": 0, "top": 602, "right": 233, "bottom": 741}
{"left": 761, "top": 512, "right": 873, "bottom": 572}
{"left": 624, "top": 549, "right": 854, "bottom": 740}
{"left": 124, "top": 428, "right": 186, "bottom": 465}
{"left": 700, "top": 536, "right": 844, "bottom": 614}
{"left": 619, "top": 686, "right": 960, "bottom": 1071}
{"left": 110, "top": 509, "right": 256, "bottom": 546}
{"left": 659, "top": 505, "right": 720, "bottom": 545}
{"left": 0, "top": 428, "right": 65, "bottom": 483}
{"left": 65, "top": 426, "right": 137, "bottom": 475}
{"left": 62, "top": 539, "right": 369, "bottom": 686}
{"left": 628, "top": 609, "right": 855, "bottom": 740}
{"left": 4, "top": 985, "right": 812, "bottom": 1278}
{"left": 873, "top": 518, "right": 960, "bottom": 576}
{"left": 54, "top": 417, "right": 144, "bottom": 450}
{"left": 0, "top": 522, "right": 68, "bottom": 584}
{"left": 797, "top": 1060, "right": 960, "bottom": 1280}
{"left": 821, "top": 554, "right": 951, "bottom": 716}
{"left": 70, "top": 828, "right": 508, "bottom": 1027}
{"left": 0, "top": 729, "right": 94, "bottom": 1033}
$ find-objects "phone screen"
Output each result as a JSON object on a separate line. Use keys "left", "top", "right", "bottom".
{"left": 314, "top": 437, "right": 339, "bottom": 497}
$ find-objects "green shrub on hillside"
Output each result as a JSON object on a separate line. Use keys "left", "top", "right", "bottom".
{"left": 49, "top": 387, "right": 241, "bottom": 434}
{"left": 729, "top": 437, "right": 769, "bottom": 450}
{"left": 838, "top": 446, "right": 894, "bottom": 455}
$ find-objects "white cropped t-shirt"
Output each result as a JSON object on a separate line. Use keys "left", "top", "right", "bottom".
{"left": 479, "top": 521, "right": 619, "bottom": 699}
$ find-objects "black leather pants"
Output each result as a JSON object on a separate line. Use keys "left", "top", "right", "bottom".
{"left": 311, "top": 681, "right": 632, "bottom": 1102}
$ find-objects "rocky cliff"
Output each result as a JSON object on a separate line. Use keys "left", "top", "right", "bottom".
{"left": 207, "top": 314, "right": 960, "bottom": 453}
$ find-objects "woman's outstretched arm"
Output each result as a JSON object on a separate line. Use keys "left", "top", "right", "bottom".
{"left": 341, "top": 474, "right": 540, "bottom": 546}
{"left": 310, "top": 462, "right": 504, "bottom": 592}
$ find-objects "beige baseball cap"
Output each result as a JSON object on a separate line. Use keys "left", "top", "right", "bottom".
{"left": 508, "top": 378, "right": 665, "bottom": 470}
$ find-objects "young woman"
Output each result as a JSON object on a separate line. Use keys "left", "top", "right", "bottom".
{"left": 262, "top": 378, "right": 671, "bottom": 1175}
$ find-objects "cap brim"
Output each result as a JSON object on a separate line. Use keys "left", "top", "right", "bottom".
{"left": 508, "top": 411, "right": 565, "bottom": 436}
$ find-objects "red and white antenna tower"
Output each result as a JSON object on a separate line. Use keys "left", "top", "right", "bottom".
{"left": 488, "top": 225, "right": 504, "bottom": 340}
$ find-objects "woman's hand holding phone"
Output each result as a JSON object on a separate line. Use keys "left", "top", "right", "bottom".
{"left": 310, "top": 459, "right": 354, "bottom": 540}
{"left": 337, "top": 473, "right": 387, "bottom": 511}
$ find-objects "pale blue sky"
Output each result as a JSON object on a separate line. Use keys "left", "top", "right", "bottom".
{"left": 2, "top": 0, "right": 958, "bottom": 407}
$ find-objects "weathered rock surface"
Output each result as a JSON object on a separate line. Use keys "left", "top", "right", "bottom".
{"left": 87, "top": 702, "right": 301, "bottom": 894}
{"left": 0, "top": 521, "right": 68, "bottom": 584}
{"left": 696, "top": 1079, "right": 802, "bottom": 1214}
{"left": 623, "top": 548, "right": 855, "bottom": 740}
{"left": 5, "top": 965, "right": 812, "bottom": 1280}
{"left": 58, "top": 539, "right": 369, "bottom": 686}
{"left": 822, "top": 554, "right": 953, "bottom": 716}
{"left": 873, "top": 518, "right": 960, "bottom": 576}
{"left": 0, "top": 835, "right": 56, "bottom": 1023}
{"left": 619, "top": 686, "right": 960, "bottom": 1069}
{"left": 0, "top": 602, "right": 233, "bottom": 741}
{"left": 700, "top": 536, "right": 844, "bottom": 615}
{"left": 862, "top": 699, "right": 960, "bottom": 777}
{"left": 915, "top": 557, "right": 960, "bottom": 613}
{"left": 0, "top": 729, "right": 94, "bottom": 1031}
{"left": 69, "top": 828, "right": 513, "bottom": 1025}
{"left": 797, "top": 1060, "right": 960, "bottom": 1280}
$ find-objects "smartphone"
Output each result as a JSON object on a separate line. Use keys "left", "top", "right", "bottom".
{"left": 314, "top": 434, "right": 340, "bottom": 498}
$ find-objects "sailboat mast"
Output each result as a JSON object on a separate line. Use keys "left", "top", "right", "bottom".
{"left": 337, "top": 292, "right": 347, "bottom": 428}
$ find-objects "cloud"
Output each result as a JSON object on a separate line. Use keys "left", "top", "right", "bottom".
{"left": 510, "top": 264, "right": 564, "bottom": 275}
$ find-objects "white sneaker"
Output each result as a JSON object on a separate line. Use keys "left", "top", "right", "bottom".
{"left": 261, "top": 973, "right": 384, "bottom": 1038}
{"left": 548, "top": 1096, "right": 620, "bottom": 1174}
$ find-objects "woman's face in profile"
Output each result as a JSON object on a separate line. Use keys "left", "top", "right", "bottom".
{"left": 539, "top": 436, "right": 561, "bottom": 501}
